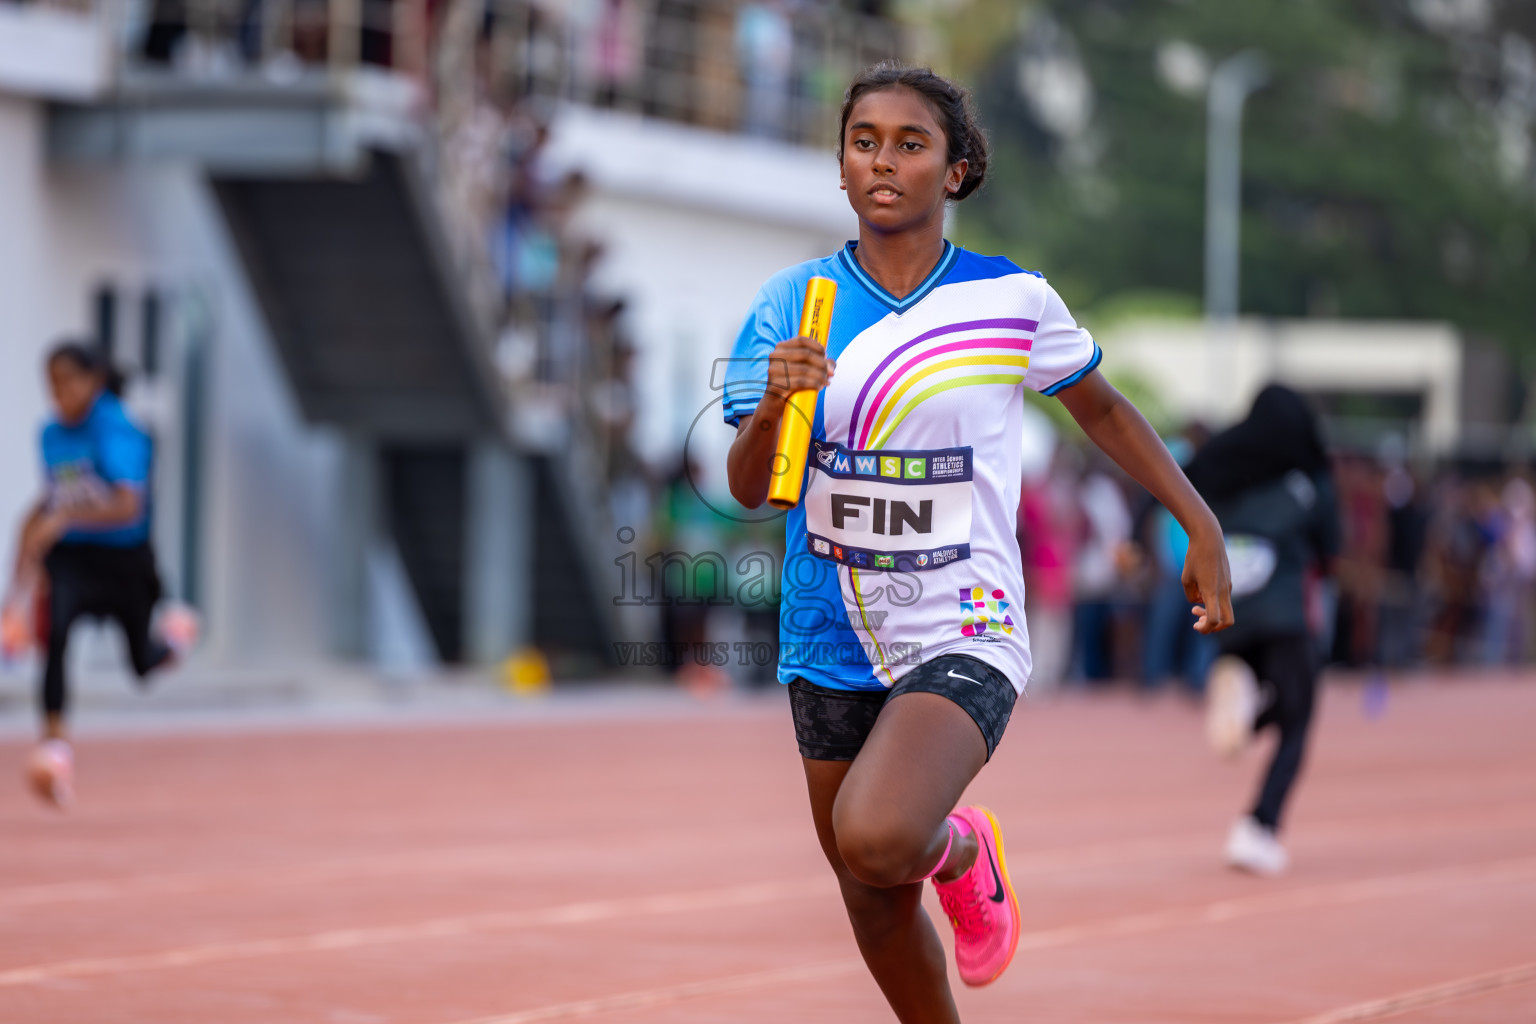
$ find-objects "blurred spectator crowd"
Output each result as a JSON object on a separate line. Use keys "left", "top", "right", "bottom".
{"left": 116, "top": 0, "right": 901, "bottom": 146}
{"left": 1020, "top": 422, "right": 1536, "bottom": 694}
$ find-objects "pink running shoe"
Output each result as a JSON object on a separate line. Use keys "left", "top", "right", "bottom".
{"left": 26, "top": 739, "right": 74, "bottom": 809}
{"left": 934, "top": 805, "right": 1020, "bottom": 986}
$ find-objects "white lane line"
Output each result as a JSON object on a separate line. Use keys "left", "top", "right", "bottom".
{"left": 5, "top": 853, "right": 1534, "bottom": 993}
{"left": 452, "top": 959, "right": 867, "bottom": 1024}
{"left": 1283, "top": 961, "right": 1536, "bottom": 1023}
{"left": 436, "top": 856, "right": 1536, "bottom": 1024}
{"left": 0, "top": 878, "right": 829, "bottom": 989}
{"left": 4, "top": 800, "right": 1529, "bottom": 911}
{"left": 0, "top": 830, "right": 713, "bottom": 910}
{"left": 1011, "top": 855, "right": 1536, "bottom": 953}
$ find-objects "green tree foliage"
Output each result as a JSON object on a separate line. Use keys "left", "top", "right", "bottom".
{"left": 950, "top": 0, "right": 1536, "bottom": 353}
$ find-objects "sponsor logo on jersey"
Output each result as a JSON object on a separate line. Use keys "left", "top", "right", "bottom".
{"left": 916, "top": 553, "right": 929, "bottom": 567}
{"left": 959, "top": 586, "right": 1015, "bottom": 638}
{"left": 833, "top": 546, "right": 844, "bottom": 560}
{"left": 813, "top": 538, "right": 830, "bottom": 554}
{"left": 855, "top": 455, "right": 878, "bottom": 475}
{"left": 851, "top": 551, "right": 869, "bottom": 567}
{"left": 874, "top": 554, "right": 895, "bottom": 569}
{"left": 904, "top": 458, "right": 926, "bottom": 480}
{"left": 833, "top": 453, "right": 852, "bottom": 473}
{"left": 931, "top": 547, "right": 960, "bottom": 565}
{"left": 816, "top": 447, "right": 837, "bottom": 468}
{"left": 880, "top": 456, "right": 902, "bottom": 478}
{"left": 930, "top": 453, "right": 969, "bottom": 480}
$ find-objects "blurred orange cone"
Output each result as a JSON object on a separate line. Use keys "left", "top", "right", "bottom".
{"left": 680, "top": 662, "right": 730, "bottom": 700}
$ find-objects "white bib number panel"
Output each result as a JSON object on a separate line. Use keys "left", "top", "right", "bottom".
{"left": 803, "top": 441, "right": 973, "bottom": 573}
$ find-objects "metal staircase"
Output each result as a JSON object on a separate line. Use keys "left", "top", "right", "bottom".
{"left": 211, "top": 151, "right": 502, "bottom": 439}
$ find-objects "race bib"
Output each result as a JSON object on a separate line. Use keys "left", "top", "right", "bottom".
{"left": 803, "top": 441, "right": 973, "bottom": 572}
{"left": 1226, "top": 534, "right": 1278, "bottom": 597}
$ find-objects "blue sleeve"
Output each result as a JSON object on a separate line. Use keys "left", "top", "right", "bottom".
{"left": 722, "top": 274, "right": 797, "bottom": 428}
{"left": 39, "top": 424, "right": 56, "bottom": 474}
{"left": 94, "top": 412, "right": 152, "bottom": 488}
{"left": 1027, "top": 281, "right": 1102, "bottom": 396}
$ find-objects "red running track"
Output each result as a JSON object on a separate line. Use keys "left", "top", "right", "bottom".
{"left": 1, "top": 674, "right": 1534, "bottom": 1023}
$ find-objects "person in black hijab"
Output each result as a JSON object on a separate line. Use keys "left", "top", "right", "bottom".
{"left": 1184, "top": 384, "right": 1340, "bottom": 875}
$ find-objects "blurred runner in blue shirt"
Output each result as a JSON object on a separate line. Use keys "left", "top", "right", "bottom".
{"left": 4, "top": 343, "right": 191, "bottom": 808}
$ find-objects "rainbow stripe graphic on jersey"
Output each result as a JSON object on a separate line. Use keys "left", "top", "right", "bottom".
{"left": 847, "top": 318, "right": 1038, "bottom": 450}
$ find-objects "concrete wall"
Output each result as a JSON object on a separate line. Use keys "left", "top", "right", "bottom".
{"left": 1101, "top": 318, "right": 1463, "bottom": 451}
{"left": 0, "top": 4, "right": 108, "bottom": 101}
{"left": 0, "top": 96, "right": 53, "bottom": 585}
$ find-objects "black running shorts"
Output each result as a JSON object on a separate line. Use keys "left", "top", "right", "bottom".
{"left": 788, "top": 654, "right": 1018, "bottom": 762}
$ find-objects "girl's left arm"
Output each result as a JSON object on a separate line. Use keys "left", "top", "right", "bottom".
{"left": 1055, "top": 370, "right": 1234, "bottom": 634}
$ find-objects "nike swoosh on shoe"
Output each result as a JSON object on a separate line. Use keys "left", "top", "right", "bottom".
{"left": 984, "top": 839, "right": 1005, "bottom": 902}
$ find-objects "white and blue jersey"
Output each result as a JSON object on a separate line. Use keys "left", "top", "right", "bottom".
{"left": 40, "top": 393, "right": 153, "bottom": 547}
{"left": 724, "top": 241, "right": 1100, "bottom": 695}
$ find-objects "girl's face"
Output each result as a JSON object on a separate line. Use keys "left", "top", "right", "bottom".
{"left": 840, "top": 86, "right": 967, "bottom": 235}
{"left": 48, "top": 358, "right": 102, "bottom": 426}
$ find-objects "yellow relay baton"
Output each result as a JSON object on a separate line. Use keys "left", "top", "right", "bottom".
{"left": 767, "top": 276, "right": 838, "bottom": 510}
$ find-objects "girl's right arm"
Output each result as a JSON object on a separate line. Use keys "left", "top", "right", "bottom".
{"left": 8, "top": 501, "right": 46, "bottom": 596}
{"left": 726, "top": 336, "right": 836, "bottom": 509}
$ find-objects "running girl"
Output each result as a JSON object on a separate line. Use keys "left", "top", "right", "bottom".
{"left": 724, "top": 63, "right": 1233, "bottom": 1019}
{"left": 3, "top": 343, "right": 191, "bottom": 807}
{"left": 1187, "top": 384, "right": 1340, "bottom": 875}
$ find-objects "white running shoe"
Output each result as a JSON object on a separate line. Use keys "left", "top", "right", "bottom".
{"left": 1226, "top": 816, "right": 1288, "bottom": 876}
{"left": 1206, "top": 655, "right": 1259, "bottom": 758}
{"left": 26, "top": 739, "right": 74, "bottom": 809}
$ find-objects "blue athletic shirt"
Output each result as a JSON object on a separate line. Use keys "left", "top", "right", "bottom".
{"left": 724, "top": 241, "right": 1101, "bottom": 694}
{"left": 40, "top": 392, "right": 153, "bottom": 547}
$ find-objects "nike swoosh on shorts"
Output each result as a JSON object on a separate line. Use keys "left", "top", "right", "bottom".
{"left": 947, "top": 669, "right": 983, "bottom": 686}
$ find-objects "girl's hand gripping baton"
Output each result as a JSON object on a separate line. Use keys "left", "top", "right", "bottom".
{"left": 767, "top": 276, "right": 837, "bottom": 510}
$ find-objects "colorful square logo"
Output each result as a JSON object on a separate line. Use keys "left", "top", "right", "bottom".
{"left": 880, "top": 456, "right": 902, "bottom": 478}
{"left": 874, "top": 554, "right": 895, "bottom": 569}
{"left": 959, "top": 586, "right": 1014, "bottom": 637}
{"left": 904, "top": 458, "right": 926, "bottom": 480}
{"left": 855, "top": 456, "right": 877, "bottom": 475}
{"left": 833, "top": 453, "right": 851, "bottom": 473}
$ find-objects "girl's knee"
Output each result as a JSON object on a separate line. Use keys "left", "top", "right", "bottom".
{"left": 833, "top": 809, "right": 933, "bottom": 889}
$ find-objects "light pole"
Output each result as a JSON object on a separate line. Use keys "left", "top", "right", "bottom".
{"left": 1204, "top": 50, "right": 1268, "bottom": 321}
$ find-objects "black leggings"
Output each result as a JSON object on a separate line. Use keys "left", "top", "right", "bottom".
{"left": 1227, "top": 634, "right": 1317, "bottom": 831}
{"left": 41, "top": 543, "right": 169, "bottom": 718}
